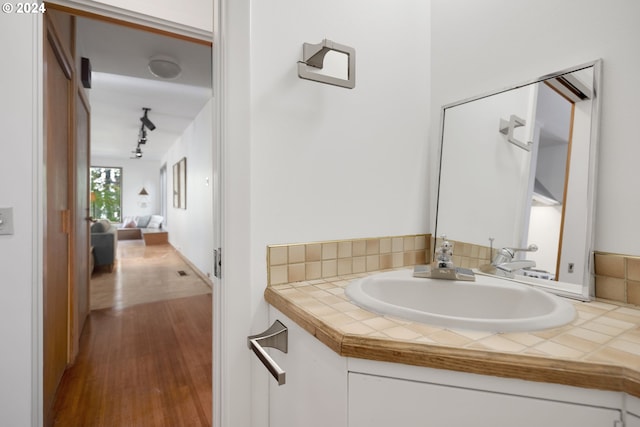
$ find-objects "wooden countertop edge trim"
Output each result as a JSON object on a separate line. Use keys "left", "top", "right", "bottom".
{"left": 265, "top": 288, "right": 343, "bottom": 353}
{"left": 265, "top": 287, "right": 640, "bottom": 397}
{"left": 341, "top": 335, "right": 635, "bottom": 394}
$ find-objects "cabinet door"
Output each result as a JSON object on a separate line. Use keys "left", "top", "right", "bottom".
{"left": 266, "top": 308, "right": 348, "bottom": 427}
{"left": 349, "top": 373, "right": 621, "bottom": 427}
{"left": 628, "top": 412, "right": 640, "bottom": 427}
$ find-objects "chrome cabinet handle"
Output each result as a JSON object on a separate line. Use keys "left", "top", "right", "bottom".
{"left": 247, "top": 320, "right": 288, "bottom": 385}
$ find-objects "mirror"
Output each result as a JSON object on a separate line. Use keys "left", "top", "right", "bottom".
{"left": 434, "top": 60, "right": 601, "bottom": 300}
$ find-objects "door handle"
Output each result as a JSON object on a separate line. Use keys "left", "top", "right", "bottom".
{"left": 248, "top": 320, "right": 288, "bottom": 385}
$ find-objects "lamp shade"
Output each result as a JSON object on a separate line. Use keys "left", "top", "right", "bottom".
{"left": 139, "top": 187, "right": 149, "bottom": 196}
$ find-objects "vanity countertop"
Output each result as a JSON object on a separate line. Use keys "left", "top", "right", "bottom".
{"left": 265, "top": 269, "right": 640, "bottom": 397}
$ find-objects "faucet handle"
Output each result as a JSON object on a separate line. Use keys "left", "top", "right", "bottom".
{"left": 436, "top": 234, "right": 454, "bottom": 268}
{"left": 506, "top": 244, "right": 538, "bottom": 253}
{"left": 492, "top": 244, "right": 538, "bottom": 265}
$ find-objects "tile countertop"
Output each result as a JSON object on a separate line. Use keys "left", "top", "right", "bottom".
{"left": 264, "top": 268, "right": 640, "bottom": 397}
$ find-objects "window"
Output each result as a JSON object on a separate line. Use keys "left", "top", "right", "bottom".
{"left": 90, "top": 166, "right": 122, "bottom": 222}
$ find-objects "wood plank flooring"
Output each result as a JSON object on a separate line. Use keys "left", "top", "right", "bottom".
{"left": 90, "top": 240, "right": 212, "bottom": 310}
{"left": 52, "top": 242, "right": 212, "bottom": 426}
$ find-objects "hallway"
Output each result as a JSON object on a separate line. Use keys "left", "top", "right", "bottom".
{"left": 52, "top": 242, "right": 213, "bottom": 426}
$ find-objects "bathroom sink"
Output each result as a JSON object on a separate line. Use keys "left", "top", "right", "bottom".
{"left": 345, "top": 269, "right": 575, "bottom": 332}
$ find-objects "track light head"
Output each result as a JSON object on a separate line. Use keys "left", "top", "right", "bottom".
{"left": 140, "top": 107, "right": 156, "bottom": 131}
{"left": 140, "top": 116, "right": 155, "bottom": 131}
{"left": 138, "top": 128, "right": 147, "bottom": 144}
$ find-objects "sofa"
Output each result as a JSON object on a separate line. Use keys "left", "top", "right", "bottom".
{"left": 117, "top": 215, "right": 164, "bottom": 240}
{"left": 90, "top": 219, "right": 117, "bottom": 272}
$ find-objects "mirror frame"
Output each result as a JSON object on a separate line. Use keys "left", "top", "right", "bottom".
{"left": 433, "top": 59, "right": 602, "bottom": 300}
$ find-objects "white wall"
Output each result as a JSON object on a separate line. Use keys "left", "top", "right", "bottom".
{"left": 250, "top": 0, "right": 430, "bottom": 252}
{"left": 162, "top": 99, "right": 214, "bottom": 278}
{"left": 90, "top": 156, "right": 161, "bottom": 220}
{"left": 431, "top": 0, "right": 640, "bottom": 255}
{"left": 0, "top": 15, "right": 39, "bottom": 426}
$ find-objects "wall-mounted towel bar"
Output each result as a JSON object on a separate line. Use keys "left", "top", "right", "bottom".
{"left": 499, "top": 114, "right": 531, "bottom": 151}
{"left": 297, "top": 39, "right": 356, "bottom": 89}
{"left": 248, "top": 320, "right": 288, "bottom": 385}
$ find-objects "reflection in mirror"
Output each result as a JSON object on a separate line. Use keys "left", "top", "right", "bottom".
{"left": 434, "top": 60, "right": 601, "bottom": 300}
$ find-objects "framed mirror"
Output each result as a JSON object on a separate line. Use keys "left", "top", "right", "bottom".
{"left": 434, "top": 60, "right": 602, "bottom": 300}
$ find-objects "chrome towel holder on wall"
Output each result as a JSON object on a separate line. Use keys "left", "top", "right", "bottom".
{"left": 499, "top": 114, "right": 531, "bottom": 151}
{"left": 297, "top": 39, "right": 356, "bottom": 89}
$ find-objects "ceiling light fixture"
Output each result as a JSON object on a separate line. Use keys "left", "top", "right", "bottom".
{"left": 148, "top": 55, "right": 182, "bottom": 80}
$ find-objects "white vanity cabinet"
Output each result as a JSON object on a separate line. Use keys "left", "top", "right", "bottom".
{"left": 349, "top": 372, "right": 621, "bottom": 427}
{"left": 266, "top": 308, "right": 625, "bottom": 427}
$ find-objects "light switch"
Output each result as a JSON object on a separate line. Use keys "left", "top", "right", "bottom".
{"left": 0, "top": 207, "right": 14, "bottom": 235}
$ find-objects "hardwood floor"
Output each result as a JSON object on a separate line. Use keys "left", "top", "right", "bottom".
{"left": 91, "top": 240, "right": 212, "bottom": 310}
{"left": 52, "top": 242, "right": 212, "bottom": 426}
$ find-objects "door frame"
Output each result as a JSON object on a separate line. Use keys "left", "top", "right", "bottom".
{"left": 35, "top": 2, "right": 222, "bottom": 426}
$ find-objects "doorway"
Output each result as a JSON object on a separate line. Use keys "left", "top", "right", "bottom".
{"left": 42, "top": 3, "right": 216, "bottom": 425}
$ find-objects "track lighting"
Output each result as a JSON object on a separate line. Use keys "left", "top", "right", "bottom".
{"left": 131, "top": 108, "right": 156, "bottom": 158}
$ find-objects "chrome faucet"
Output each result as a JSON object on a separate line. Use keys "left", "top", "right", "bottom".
{"left": 491, "top": 244, "right": 538, "bottom": 275}
{"left": 413, "top": 235, "right": 475, "bottom": 281}
{"left": 435, "top": 235, "right": 455, "bottom": 268}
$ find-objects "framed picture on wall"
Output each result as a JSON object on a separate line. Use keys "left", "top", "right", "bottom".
{"left": 173, "top": 157, "right": 187, "bottom": 209}
{"left": 172, "top": 162, "right": 179, "bottom": 208}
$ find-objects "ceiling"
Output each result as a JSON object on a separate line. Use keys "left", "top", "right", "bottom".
{"left": 75, "top": 17, "right": 213, "bottom": 161}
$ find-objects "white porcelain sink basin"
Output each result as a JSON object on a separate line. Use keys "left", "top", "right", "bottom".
{"left": 345, "top": 269, "right": 575, "bottom": 332}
